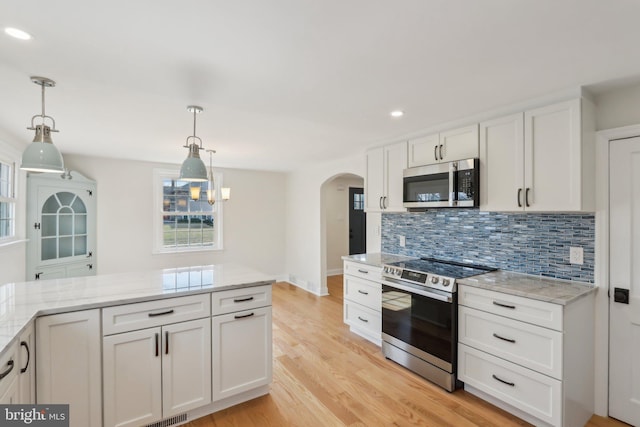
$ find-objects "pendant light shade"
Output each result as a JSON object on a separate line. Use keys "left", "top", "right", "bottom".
{"left": 179, "top": 106, "right": 208, "bottom": 182}
{"left": 21, "top": 77, "right": 65, "bottom": 173}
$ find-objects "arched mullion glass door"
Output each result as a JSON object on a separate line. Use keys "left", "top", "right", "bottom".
{"left": 41, "top": 191, "right": 88, "bottom": 262}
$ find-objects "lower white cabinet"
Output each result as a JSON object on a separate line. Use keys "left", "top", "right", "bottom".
{"left": 103, "top": 317, "right": 212, "bottom": 427}
{"left": 0, "top": 340, "right": 19, "bottom": 404}
{"left": 212, "top": 306, "right": 272, "bottom": 401}
{"left": 18, "top": 323, "right": 36, "bottom": 404}
{"left": 36, "top": 309, "right": 102, "bottom": 427}
{"left": 343, "top": 261, "right": 382, "bottom": 345}
{"left": 458, "top": 284, "right": 594, "bottom": 427}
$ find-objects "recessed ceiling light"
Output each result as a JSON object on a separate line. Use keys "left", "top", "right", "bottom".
{"left": 4, "top": 27, "right": 32, "bottom": 40}
{"left": 390, "top": 110, "right": 404, "bottom": 118}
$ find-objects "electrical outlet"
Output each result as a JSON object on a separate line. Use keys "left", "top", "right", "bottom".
{"left": 399, "top": 235, "right": 406, "bottom": 247}
{"left": 569, "top": 247, "right": 583, "bottom": 265}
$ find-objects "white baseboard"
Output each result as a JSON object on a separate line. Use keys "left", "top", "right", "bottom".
{"left": 326, "top": 268, "right": 343, "bottom": 276}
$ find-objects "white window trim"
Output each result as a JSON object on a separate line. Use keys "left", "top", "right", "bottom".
{"left": 0, "top": 142, "right": 20, "bottom": 246}
{"left": 152, "top": 168, "right": 224, "bottom": 254}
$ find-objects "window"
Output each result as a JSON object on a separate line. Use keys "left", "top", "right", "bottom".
{"left": 0, "top": 159, "right": 16, "bottom": 241}
{"left": 153, "top": 169, "right": 223, "bottom": 253}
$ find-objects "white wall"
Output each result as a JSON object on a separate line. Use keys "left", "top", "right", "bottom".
{"left": 595, "top": 83, "right": 640, "bottom": 130}
{"left": 285, "top": 154, "right": 364, "bottom": 295}
{"left": 63, "top": 154, "right": 287, "bottom": 277}
{"left": 323, "top": 175, "right": 364, "bottom": 275}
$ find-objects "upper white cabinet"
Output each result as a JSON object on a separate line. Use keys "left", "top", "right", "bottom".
{"left": 365, "top": 141, "right": 407, "bottom": 212}
{"left": 408, "top": 124, "right": 479, "bottom": 167}
{"left": 27, "top": 171, "right": 97, "bottom": 281}
{"left": 480, "top": 98, "right": 595, "bottom": 212}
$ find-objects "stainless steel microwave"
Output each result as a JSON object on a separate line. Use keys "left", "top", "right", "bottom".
{"left": 403, "top": 158, "right": 479, "bottom": 209}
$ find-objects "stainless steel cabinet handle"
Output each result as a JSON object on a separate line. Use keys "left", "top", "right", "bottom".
{"left": 525, "top": 188, "right": 531, "bottom": 207}
{"left": 492, "top": 301, "right": 516, "bottom": 309}
{"left": 0, "top": 360, "right": 14, "bottom": 380}
{"left": 357, "top": 316, "right": 368, "bottom": 323}
{"left": 492, "top": 374, "right": 515, "bottom": 387}
{"left": 358, "top": 290, "right": 369, "bottom": 295}
{"left": 439, "top": 144, "right": 444, "bottom": 160}
{"left": 148, "top": 309, "right": 174, "bottom": 317}
{"left": 234, "top": 296, "right": 254, "bottom": 303}
{"left": 492, "top": 333, "right": 516, "bottom": 343}
{"left": 517, "top": 188, "right": 522, "bottom": 208}
{"left": 20, "top": 341, "right": 30, "bottom": 374}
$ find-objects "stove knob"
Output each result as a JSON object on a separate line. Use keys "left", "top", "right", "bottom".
{"left": 383, "top": 266, "right": 389, "bottom": 274}
{"left": 395, "top": 268, "right": 402, "bottom": 276}
{"left": 430, "top": 276, "right": 439, "bottom": 284}
{"left": 442, "top": 279, "right": 450, "bottom": 287}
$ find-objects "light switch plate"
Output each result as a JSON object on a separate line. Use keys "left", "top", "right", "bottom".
{"left": 399, "top": 235, "right": 406, "bottom": 247}
{"left": 569, "top": 247, "right": 583, "bottom": 265}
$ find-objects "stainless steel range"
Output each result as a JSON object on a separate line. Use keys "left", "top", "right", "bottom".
{"left": 381, "top": 258, "right": 495, "bottom": 391}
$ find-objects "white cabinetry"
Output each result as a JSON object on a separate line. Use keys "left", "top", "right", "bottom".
{"left": 408, "top": 124, "right": 479, "bottom": 167}
{"left": 479, "top": 98, "right": 595, "bottom": 212}
{"left": 102, "top": 295, "right": 212, "bottom": 427}
{"left": 211, "top": 285, "right": 272, "bottom": 403}
{"left": 458, "top": 285, "right": 594, "bottom": 427}
{"left": 18, "top": 323, "right": 36, "bottom": 404}
{"left": 36, "top": 309, "right": 102, "bottom": 427}
{"left": 365, "top": 142, "right": 407, "bottom": 212}
{"left": 0, "top": 341, "right": 19, "bottom": 404}
{"left": 342, "top": 261, "right": 382, "bottom": 345}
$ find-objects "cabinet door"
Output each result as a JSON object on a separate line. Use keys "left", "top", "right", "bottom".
{"left": 36, "top": 309, "right": 102, "bottom": 427}
{"left": 383, "top": 141, "right": 407, "bottom": 212}
{"left": 0, "top": 341, "right": 19, "bottom": 404}
{"left": 365, "top": 147, "right": 384, "bottom": 212}
{"left": 0, "top": 376, "right": 19, "bottom": 404}
{"left": 103, "top": 328, "right": 162, "bottom": 427}
{"left": 18, "top": 323, "right": 36, "bottom": 404}
{"left": 524, "top": 99, "right": 581, "bottom": 211}
{"left": 408, "top": 134, "right": 439, "bottom": 167}
{"left": 162, "top": 318, "right": 212, "bottom": 417}
{"left": 479, "top": 114, "right": 524, "bottom": 211}
{"left": 212, "top": 306, "right": 272, "bottom": 401}
{"left": 440, "top": 124, "right": 479, "bottom": 162}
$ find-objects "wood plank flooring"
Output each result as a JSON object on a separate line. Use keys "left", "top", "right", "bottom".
{"left": 187, "top": 276, "right": 629, "bottom": 427}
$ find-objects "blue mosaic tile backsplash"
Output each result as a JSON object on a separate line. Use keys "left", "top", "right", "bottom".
{"left": 381, "top": 210, "right": 595, "bottom": 283}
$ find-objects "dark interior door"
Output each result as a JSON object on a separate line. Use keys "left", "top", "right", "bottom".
{"left": 349, "top": 187, "right": 366, "bottom": 255}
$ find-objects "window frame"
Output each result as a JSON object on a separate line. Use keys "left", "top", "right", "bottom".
{"left": 0, "top": 146, "right": 19, "bottom": 245}
{"left": 152, "top": 168, "right": 224, "bottom": 254}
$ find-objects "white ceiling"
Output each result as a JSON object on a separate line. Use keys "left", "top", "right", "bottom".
{"left": 1, "top": 0, "right": 640, "bottom": 171}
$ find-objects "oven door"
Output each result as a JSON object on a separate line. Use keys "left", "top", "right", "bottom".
{"left": 381, "top": 279, "right": 457, "bottom": 373}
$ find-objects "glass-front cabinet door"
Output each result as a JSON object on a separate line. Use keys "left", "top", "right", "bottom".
{"left": 27, "top": 171, "right": 96, "bottom": 281}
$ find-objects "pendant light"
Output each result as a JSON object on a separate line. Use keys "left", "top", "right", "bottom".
{"left": 179, "top": 105, "right": 208, "bottom": 182}
{"left": 20, "top": 76, "right": 65, "bottom": 173}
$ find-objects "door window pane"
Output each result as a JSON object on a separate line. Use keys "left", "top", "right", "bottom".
{"left": 40, "top": 192, "right": 89, "bottom": 260}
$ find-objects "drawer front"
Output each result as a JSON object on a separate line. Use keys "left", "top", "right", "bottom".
{"left": 459, "top": 285, "right": 563, "bottom": 331}
{"left": 343, "top": 261, "right": 381, "bottom": 282}
{"left": 344, "top": 275, "right": 381, "bottom": 311}
{"left": 459, "top": 306, "right": 562, "bottom": 379}
{"left": 212, "top": 285, "right": 272, "bottom": 316}
{"left": 458, "top": 344, "right": 561, "bottom": 427}
{"left": 344, "top": 301, "right": 381, "bottom": 338}
{"left": 103, "top": 294, "right": 210, "bottom": 335}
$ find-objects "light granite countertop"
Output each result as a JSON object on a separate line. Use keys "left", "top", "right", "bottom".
{"left": 342, "top": 252, "right": 416, "bottom": 267}
{"left": 0, "top": 263, "right": 275, "bottom": 358}
{"left": 458, "top": 270, "right": 596, "bottom": 305}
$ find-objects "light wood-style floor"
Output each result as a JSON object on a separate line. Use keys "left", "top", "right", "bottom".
{"left": 187, "top": 276, "right": 629, "bottom": 427}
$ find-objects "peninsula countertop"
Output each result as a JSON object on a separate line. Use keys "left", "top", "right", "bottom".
{"left": 0, "top": 264, "right": 275, "bottom": 357}
{"left": 342, "top": 252, "right": 416, "bottom": 267}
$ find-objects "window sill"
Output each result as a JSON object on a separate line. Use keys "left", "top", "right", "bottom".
{"left": 152, "top": 246, "right": 223, "bottom": 255}
{"left": 0, "top": 238, "right": 28, "bottom": 249}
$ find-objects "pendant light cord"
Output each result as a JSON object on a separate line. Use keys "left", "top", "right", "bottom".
{"left": 41, "top": 82, "right": 46, "bottom": 119}
{"left": 192, "top": 108, "right": 197, "bottom": 140}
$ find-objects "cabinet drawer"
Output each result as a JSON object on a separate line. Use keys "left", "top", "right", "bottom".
{"left": 459, "top": 306, "right": 562, "bottom": 379}
{"left": 459, "top": 285, "right": 563, "bottom": 331}
{"left": 103, "top": 294, "right": 210, "bottom": 335}
{"left": 458, "top": 344, "right": 561, "bottom": 427}
{"left": 212, "top": 285, "right": 271, "bottom": 316}
{"left": 344, "top": 275, "right": 381, "bottom": 311}
{"left": 344, "top": 301, "right": 381, "bottom": 337}
{"left": 343, "top": 261, "right": 381, "bottom": 282}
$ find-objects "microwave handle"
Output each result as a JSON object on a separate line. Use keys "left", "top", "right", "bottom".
{"left": 449, "top": 162, "right": 456, "bottom": 206}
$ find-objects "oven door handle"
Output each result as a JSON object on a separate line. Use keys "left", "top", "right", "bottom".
{"left": 381, "top": 279, "right": 453, "bottom": 303}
